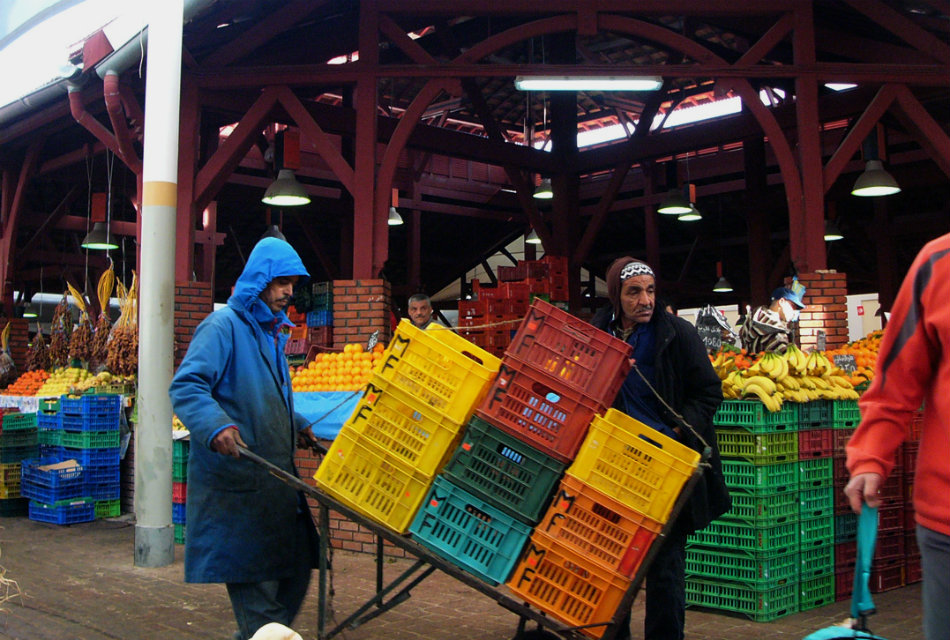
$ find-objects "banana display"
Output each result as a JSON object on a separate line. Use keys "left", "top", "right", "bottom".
{"left": 716, "top": 344, "right": 859, "bottom": 412}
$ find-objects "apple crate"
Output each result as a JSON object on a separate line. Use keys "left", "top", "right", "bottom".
{"left": 536, "top": 475, "right": 661, "bottom": 579}
{"left": 376, "top": 319, "right": 501, "bottom": 425}
{"left": 507, "top": 533, "right": 631, "bottom": 639}
{"left": 409, "top": 476, "right": 531, "bottom": 585}
{"left": 504, "top": 298, "right": 632, "bottom": 408}
{"left": 566, "top": 409, "right": 700, "bottom": 523}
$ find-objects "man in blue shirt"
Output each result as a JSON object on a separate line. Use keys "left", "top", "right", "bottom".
{"left": 170, "top": 237, "right": 319, "bottom": 640}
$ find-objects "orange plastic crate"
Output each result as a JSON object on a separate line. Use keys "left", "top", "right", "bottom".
{"left": 566, "top": 409, "right": 700, "bottom": 524}
{"left": 314, "top": 429, "right": 432, "bottom": 533}
{"left": 536, "top": 475, "right": 661, "bottom": 578}
{"left": 507, "top": 532, "right": 632, "bottom": 639}
{"left": 505, "top": 299, "right": 631, "bottom": 407}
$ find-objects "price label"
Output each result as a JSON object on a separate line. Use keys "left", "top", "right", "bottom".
{"left": 833, "top": 354, "right": 857, "bottom": 373}
{"left": 697, "top": 322, "right": 722, "bottom": 352}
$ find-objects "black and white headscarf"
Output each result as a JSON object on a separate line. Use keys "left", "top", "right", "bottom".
{"left": 619, "top": 261, "right": 655, "bottom": 281}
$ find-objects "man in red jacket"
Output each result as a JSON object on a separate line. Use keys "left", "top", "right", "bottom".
{"left": 845, "top": 233, "right": 950, "bottom": 640}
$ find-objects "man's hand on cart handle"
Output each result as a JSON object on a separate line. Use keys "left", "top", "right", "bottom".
{"left": 297, "top": 426, "right": 327, "bottom": 455}
{"left": 844, "top": 472, "right": 883, "bottom": 513}
{"left": 212, "top": 426, "right": 248, "bottom": 458}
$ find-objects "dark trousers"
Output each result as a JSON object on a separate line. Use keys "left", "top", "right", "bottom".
{"left": 615, "top": 528, "right": 687, "bottom": 640}
{"left": 225, "top": 513, "right": 314, "bottom": 640}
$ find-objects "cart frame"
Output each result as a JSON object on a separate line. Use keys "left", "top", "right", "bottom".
{"left": 239, "top": 446, "right": 708, "bottom": 640}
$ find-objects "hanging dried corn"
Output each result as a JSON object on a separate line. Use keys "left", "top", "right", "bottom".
{"left": 91, "top": 265, "right": 115, "bottom": 369}
{"left": 25, "top": 322, "right": 50, "bottom": 371}
{"left": 48, "top": 294, "right": 72, "bottom": 368}
{"left": 106, "top": 272, "right": 138, "bottom": 376}
{"left": 0, "top": 323, "right": 16, "bottom": 388}
{"left": 67, "top": 282, "right": 94, "bottom": 362}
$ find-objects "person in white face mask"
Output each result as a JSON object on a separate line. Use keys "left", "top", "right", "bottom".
{"left": 738, "top": 278, "right": 806, "bottom": 354}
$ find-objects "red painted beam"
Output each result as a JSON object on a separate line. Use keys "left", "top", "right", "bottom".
{"left": 823, "top": 85, "right": 899, "bottom": 193}
{"left": 892, "top": 85, "right": 950, "bottom": 178}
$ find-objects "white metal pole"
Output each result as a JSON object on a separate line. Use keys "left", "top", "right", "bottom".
{"left": 135, "top": 0, "right": 183, "bottom": 567}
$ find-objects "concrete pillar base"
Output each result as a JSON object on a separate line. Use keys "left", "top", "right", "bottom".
{"left": 134, "top": 524, "right": 175, "bottom": 567}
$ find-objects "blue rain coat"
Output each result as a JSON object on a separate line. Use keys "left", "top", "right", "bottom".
{"left": 169, "top": 237, "right": 316, "bottom": 583}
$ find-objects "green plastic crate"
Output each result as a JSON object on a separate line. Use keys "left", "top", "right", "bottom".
{"left": 686, "top": 577, "right": 799, "bottom": 621}
{"left": 800, "top": 573, "right": 835, "bottom": 611}
{"left": 799, "top": 457, "right": 833, "bottom": 488}
{"left": 722, "top": 460, "right": 799, "bottom": 495}
{"left": 443, "top": 414, "right": 565, "bottom": 524}
{"left": 1, "top": 412, "right": 38, "bottom": 431}
{"left": 62, "top": 430, "right": 120, "bottom": 449}
{"left": 686, "top": 545, "right": 799, "bottom": 586}
{"left": 830, "top": 400, "right": 861, "bottom": 428}
{"left": 798, "top": 400, "right": 832, "bottom": 429}
{"left": 800, "top": 544, "right": 835, "bottom": 580}
{"left": 800, "top": 516, "right": 835, "bottom": 548}
{"left": 0, "top": 428, "right": 38, "bottom": 448}
{"left": 713, "top": 399, "right": 799, "bottom": 433}
{"left": 38, "top": 429, "right": 62, "bottom": 446}
{"left": 800, "top": 486, "right": 834, "bottom": 520}
{"left": 691, "top": 520, "right": 799, "bottom": 554}
{"left": 173, "top": 460, "right": 188, "bottom": 482}
{"left": 95, "top": 498, "right": 121, "bottom": 519}
{"left": 720, "top": 490, "right": 799, "bottom": 526}
{"left": 717, "top": 429, "right": 798, "bottom": 464}
{"left": 173, "top": 439, "right": 189, "bottom": 462}
{"left": 174, "top": 523, "right": 186, "bottom": 544}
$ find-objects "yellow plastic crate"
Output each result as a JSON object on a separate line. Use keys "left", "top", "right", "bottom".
{"left": 566, "top": 409, "right": 700, "bottom": 524}
{"left": 376, "top": 320, "right": 501, "bottom": 425}
{"left": 314, "top": 428, "right": 433, "bottom": 533}
{"left": 346, "top": 379, "right": 466, "bottom": 476}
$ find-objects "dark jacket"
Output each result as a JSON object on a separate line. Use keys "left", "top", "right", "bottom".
{"left": 591, "top": 306, "right": 731, "bottom": 534}
{"left": 170, "top": 238, "right": 317, "bottom": 583}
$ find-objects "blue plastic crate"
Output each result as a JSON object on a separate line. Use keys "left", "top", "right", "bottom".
{"left": 409, "top": 476, "right": 531, "bottom": 585}
{"left": 306, "top": 310, "right": 333, "bottom": 327}
{"left": 28, "top": 498, "right": 95, "bottom": 525}
{"left": 37, "top": 413, "right": 63, "bottom": 430}
{"left": 173, "top": 502, "right": 187, "bottom": 524}
{"left": 61, "top": 413, "right": 120, "bottom": 432}
{"left": 21, "top": 480, "right": 86, "bottom": 503}
{"left": 84, "top": 465, "right": 120, "bottom": 485}
{"left": 62, "top": 447, "right": 120, "bottom": 467}
{"left": 85, "top": 481, "right": 120, "bottom": 501}
{"left": 60, "top": 394, "right": 121, "bottom": 416}
{"left": 21, "top": 457, "right": 84, "bottom": 488}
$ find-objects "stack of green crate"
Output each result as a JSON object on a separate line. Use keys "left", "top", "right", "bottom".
{"left": 686, "top": 399, "right": 800, "bottom": 621}
{"left": 173, "top": 438, "right": 189, "bottom": 544}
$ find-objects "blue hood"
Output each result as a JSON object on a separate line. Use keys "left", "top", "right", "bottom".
{"left": 227, "top": 237, "right": 309, "bottom": 325}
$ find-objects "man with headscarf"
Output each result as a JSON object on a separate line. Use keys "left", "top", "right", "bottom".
{"left": 170, "top": 237, "right": 320, "bottom": 640}
{"left": 590, "top": 257, "right": 731, "bottom": 640}
{"left": 738, "top": 279, "right": 806, "bottom": 354}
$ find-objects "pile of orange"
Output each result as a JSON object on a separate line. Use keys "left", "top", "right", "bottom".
{"left": 292, "top": 342, "right": 385, "bottom": 392}
{"left": 2, "top": 369, "right": 51, "bottom": 396}
{"left": 825, "top": 330, "right": 882, "bottom": 388}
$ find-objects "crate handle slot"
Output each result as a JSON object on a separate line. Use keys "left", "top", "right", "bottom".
{"left": 560, "top": 322, "right": 595, "bottom": 344}
{"left": 459, "top": 350, "right": 486, "bottom": 366}
{"left": 464, "top": 503, "right": 493, "bottom": 524}
{"left": 529, "top": 381, "right": 559, "bottom": 402}
{"left": 638, "top": 433, "right": 664, "bottom": 450}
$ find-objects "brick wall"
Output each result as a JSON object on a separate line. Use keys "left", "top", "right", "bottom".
{"left": 174, "top": 281, "right": 214, "bottom": 367}
{"left": 331, "top": 280, "right": 392, "bottom": 347}
{"left": 795, "top": 270, "right": 848, "bottom": 352}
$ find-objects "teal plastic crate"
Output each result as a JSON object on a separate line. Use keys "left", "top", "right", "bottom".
{"left": 691, "top": 520, "right": 799, "bottom": 554}
{"left": 799, "top": 457, "right": 833, "bottom": 488}
{"left": 830, "top": 400, "right": 861, "bottom": 428}
{"left": 713, "top": 399, "right": 798, "bottom": 433}
{"left": 409, "top": 476, "right": 531, "bottom": 585}
{"left": 686, "top": 545, "right": 799, "bottom": 586}
{"left": 800, "top": 486, "right": 834, "bottom": 520}
{"left": 722, "top": 460, "right": 799, "bottom": 495}
{"left": 720, "top": 490, "right": 799, "bottom": 526}
{"left": 835, "top": 513, "right": 857, "bottom": 542}
{"left": 443, "top": 415, "right": 565, "bottom": 524}
{"left": 798, "top": 400, "right": 833, "bottom": 429}
{"left": 717, "top": 429, "right": 798, "bottom": 464}
{"left": 0, "top": 428, "right": 38, "bottom": 448}
{"left": 800, "top": 573, "right": 835, "bottom": 611}
{"left": 800, "top": 544, "right": 835, "bottom": 580}
{"left": 1, "top": 412, "right": 38, "bottom": 431}
{"left": 686, "top": 577, "right": 799, "bottom": 621}
{"left": 800, "top": 516, "right": 835, "bottom": 548}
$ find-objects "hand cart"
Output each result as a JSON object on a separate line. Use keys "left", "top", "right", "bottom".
{"left": 239, "top": 444, "right": 709, "bottom": 640}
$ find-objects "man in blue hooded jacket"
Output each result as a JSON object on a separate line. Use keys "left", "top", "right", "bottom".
{"left": 170, "top": 237, "right": 319, "bottom": 640}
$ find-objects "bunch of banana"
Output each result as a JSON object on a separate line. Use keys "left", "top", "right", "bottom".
{"left": 711, "top": 350, "right": 737, "bottom": 380}
{"left": 721, "top": 370, "right": 743, "bottom": 399}
{"left": 757, "top": 352, "right": 789, "bottom": 382}
{"left": 738, "top": 374, "right": 785, "bottom": 412}
{"left": 784, "top": 344, "right": 809, "bottom": 375}
{"left": 805, "top": 351, "right": 834, "bottom": 378}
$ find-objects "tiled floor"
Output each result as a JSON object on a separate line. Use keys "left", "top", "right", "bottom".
{"left": 0, "top": 515, "right": 923, "bottom": 639}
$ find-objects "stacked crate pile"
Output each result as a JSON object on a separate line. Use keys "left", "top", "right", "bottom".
{"left": 903, "top": 408, "right": 923, "bottom": 586}
{"left": 831, "top": 400, "right": 906, "bottom": 599}
{"left": 496, "top": 254, "right": 570, "bottom": 303}
{"left": 0, "top": 409, "right": 33, "bottom": 516}
{"left": 173, "top": 438, "right": 189, "bottom": 544}
{"left": 796, "top": 401, "right": 838, "bottom": 611}
{"left": 285, "top": 281, "right": 333, "bottom": 362}
{"left": 23, "top": 394, "right": 122, "bottom": 523}
{"left": 687, "top": 400, "right": 802, "bottom": 621}
{"left": 315, "top": 320, "right": 501, "bottom": 534}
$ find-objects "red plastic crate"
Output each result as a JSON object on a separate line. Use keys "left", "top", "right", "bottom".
{"left": 832, "top": 455, "right": 849, "bottom": 484}
{"left": 874, "top": 533, "right": 905, "bottom": 562}
{"left": 904, "top": 531, "right": 919, "bottom": 558}
{"left": 172, "top": 481, "right": 187, "bottom": 503}
{"left": 835, "top": 568, "right": 853, "bottom": 601}
{"left": 905, "top": 555, "right": 922, "bottom": 584}
{"left": 832, "top": 428, "right": 855, "bottom": 455}
{"left": 902, "top": 442, "right": 918, "bottom": 475}
{"left": 835, "top": 541, "right": 856, "bottom": 571}
{"left": 798, "top": 429, "right": 833, "bottom": 459}
{"left": 504, "top": 299, "right": 631, "bottom": 408}
{"left": 308, "top": 325, "right": 333, "bottom": 347}
{"left": 909, "top": 413, "right": 923, "bottom": 441}
{"left": 476, "top": 360, "right": 602, "bottom": 464}
{"left": 869, "top": 561, "right": 905, "bottom": 593}
{"left": 834, "top": 473, "right": 902, "bottom": 514}
{"left": 904, "top": 506, "right": 916, "bottom": 531}
{"left": 878, "top": 506, "right": 905, "bottom": 533}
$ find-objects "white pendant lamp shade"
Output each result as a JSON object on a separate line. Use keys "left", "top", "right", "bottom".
{"left": 713, "top": 276, "right": 734, "bottom": 293}
{"left": 525, "top": 229, "right": 542, "bottom": 244}
{"left": 81, "top": 222, "right": 119, "bottom": 250}
{"left": 388, "top": 206, "right": 404, "bottom": 226}
{"left": 851, "top": 160, "right": 901, "bottom": 197}
{"left": 658, "top": 189, "right": 692, "bottom": 215}
{"left": 533, "top": 178, "right": 553, "bottom": 200}
{"left": 262, "top": 169, "right": 311, "bottom": 206}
